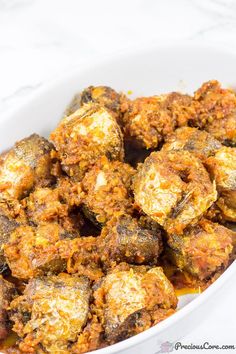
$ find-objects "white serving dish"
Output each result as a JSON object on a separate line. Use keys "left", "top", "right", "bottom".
{"left": 0, "top": 42, "right": 235, "bottom": 354}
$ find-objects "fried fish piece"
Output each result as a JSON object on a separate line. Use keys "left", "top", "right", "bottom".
{"left": 163, "top": 128, "right": 236, "bottom": 222}
{"left": 206, "top": 111, "right": 236, "bottom": 147}
{"left": 80, "top": 85, "right": 127, "bottom": 124}
{"left": 56, "top": 176, "right": 85, "bottom": 208}
{"left": 192, "top": 80, "right": 236, "bottom": 145}
{"left": 216, "top": 197, "right": 236, "bottom": 222}
{"left": 58, "top": 236, "right": 103, "bottom": 281}
{"left": 99, "top": 215, "right": 162, "bottom": 266}
{"left": 0, "top": 134, "right": 55, "bottom": 200}
{"left": 4, "top": 223, "right": 79, "bottom": 279}
{"left": 161, "top": 92, "right": 197, "bottom": 127}
{"left": 24, "top": 187, "right": 68, "bottom": 225}
{"left": 122, "top": 96, "right": 175, "bottom": 149}
{"left": 10, "top": 274, "right": 91, "bottom": 353}
{"left": 0, "top": 152, "right": 6, "bottom": 167}
{"left": 23, "top": 187, "right": 84, "bottom": 233}
{"left": 0, "top": 277, "right": 16, "bottom": 340}
{"left": 133, "top": 150, "right": 217, "bottom": 234}
{"left": 94, "top": 264, "right": 177, "bottom": 343}
{"left": 206, "top": 146, "right": 236, "bottom": 221}
{"left": 50, "top": 103, "right": 124, "bottom": 180}
{"left": 122, "top": 92, "right": 197, "bottom": 149}
{"left": 206, "top": 146, "right": 236, "bottom": 196}
{"left": 163, "top": 127, "right": 222, "bottom": 160}
{"left": 167, "top": 219, "right": 234, "bottom": 280}
{"left": 81, "top": 156, "right": 135, "bottom": 224}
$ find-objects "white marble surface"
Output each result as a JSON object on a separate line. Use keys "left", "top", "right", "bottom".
{"left": 0, "top": 0, "right": 236, "bottom": 353}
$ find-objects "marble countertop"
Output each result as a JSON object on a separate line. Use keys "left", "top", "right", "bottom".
{"left": 0, "top": 0, "right": 236, "bottom": 352}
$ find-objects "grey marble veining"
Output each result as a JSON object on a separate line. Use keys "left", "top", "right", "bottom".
{"left": 1, "top": 0, "right": 236, "bottom": 115}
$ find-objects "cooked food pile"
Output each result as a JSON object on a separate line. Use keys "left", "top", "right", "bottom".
{"left": 0, "top": 80, "right": 235, "bottom": 353}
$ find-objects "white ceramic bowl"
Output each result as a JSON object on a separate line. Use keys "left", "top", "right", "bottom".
{"left": 1, "top": 42, "right": 236, "bottom": 354}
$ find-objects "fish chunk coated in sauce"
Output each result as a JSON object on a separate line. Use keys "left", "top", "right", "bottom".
{"left": 0, "top": 277, "right": 16, "bottom": 340}
{"left": 98, "top": 215, "right": 163, "bottom": 266}
{"left": 93, "top": 264, "right": 177, "bottom": 344}
{"left": 133, "top": 150, "right": 217, "bottom": 234}
{"left": 192, "top": 80, "right": 236, "bottom": 146}
{"left": 80, "top": 85, "right": 127, "bottom": 125}
{"left": 122, "top": 96, "right": 175, "bottom": 149}
{"left": 50, "top": 103, "right": 124, "bottom": 180}
{"left": 163, "top": 127, "right": 236, "bottom": 222}
{"left": 81, "top": 156, "right": 135, "bottom": 224}
{"left": 163, "top": 127, "right": 222, "bottom": 160}
{"left": 167, "top": 219, "right": 234, "bottom": 280}
{"left": 10, "top": 274, "right": 91, "bottom": 353}
{"left": 0, "top": 134, "right": 55, "bottom": 200}
{"left": 206, "top": 147, "right": 236, "bottom": 221}
{"left": 122, "top": 92, "right": 197, "bottom": 149}
{"left": 4, "top": 223, "right": 79, "bottom": 279}
{"left": 23, "top": 187, "right": 84, "bottom": 233}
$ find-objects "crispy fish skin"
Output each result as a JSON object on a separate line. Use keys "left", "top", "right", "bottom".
{"left": 0, "top": 134, "right": 55, "bottom": 200}
{"left": 10, "top": 273, "right": 91, "bottom": 353}
{"left": 0, "top": 276, "right": 16, "bottom": 340}
{"left": 81, "top": 156, "right": 135, "bottom": 224}
{"left": 94, "top": 264, "right": 177, "bottom": 344}
{"left": 50, "top": 103, "right": 124, "bottom": 180}
{"left": 99, "top": 215, "right": 162, "bottom": 266}
{"left": 167, "top": 219, "right": 234, "bottom": 280}
{"left": 133, "top": 150, "right": 217, "bottom": 234}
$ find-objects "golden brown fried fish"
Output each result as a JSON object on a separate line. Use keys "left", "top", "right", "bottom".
{"left": 133, "top": 150, "right": 217, "bottom": 234}
{"left": 0, "top": 277, "right": 16, "bottom": 340}
{"left": 99, "top": 215, "right": 162, "bottom": 266}
{"left": 192, "top": 80, "right": 236, "bottom": 146}
{"left": 0, "top": 134, "right": 55, "bottom": 200}
{"left": 167, "top": 219, "right": 234, "bottom": 280}
{"left": 10, "top": 274, "right": 91, "bottom": 353}
{"left": 80, "top": 85, "right": 127, "bottom": 125}
{"left": 51, "top": 103, "right": 124, "bottom": 180}
{"left": 81, "top": 156, "right": 135, "bottom": 224}
{"left": 94, "top": 264, "right": 177, "bottom": 344}
{"left": 4, "top": 223, "right": 79, "bottom": 279}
